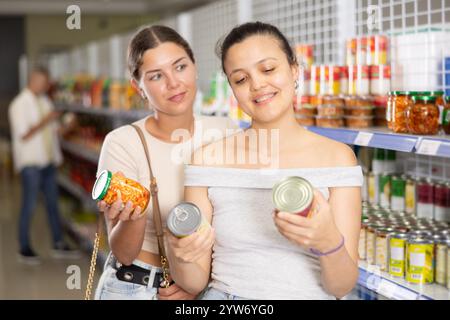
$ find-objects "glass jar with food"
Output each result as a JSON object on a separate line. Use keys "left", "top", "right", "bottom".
{"left": 295, "top": 95, "right": 317, "bottom": 116}
{"left": 318, "top": 95, "right": 344, "bottom": 116}
{"left": 316, "top": 115, "right": 344, "bottom": 128}
{"left": 392, "top": 91, "right": 414, "bottom": 133}
{"left": 345, "top": 95, "right": 374, "bottom": 116}
{"left": 370, "top": 65, "right": 391, "bottom": 96}
{"left": 443, "top": 96, "right": 450, "bottom": 134}
{"left": 345, "top": 115, "right": 374, "bottom": 128}
{"left": 92, "top": 170, "right": 150, "bottom": 213}
{"left": 406, "top": 95, "right": 439, "bottom": 135}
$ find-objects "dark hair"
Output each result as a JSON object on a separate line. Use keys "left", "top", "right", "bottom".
{"left": 128, "top": 25, "right": 195, "bottom": 80}
{"left": 217, "top": 21, "right": 297, "bottom": 74}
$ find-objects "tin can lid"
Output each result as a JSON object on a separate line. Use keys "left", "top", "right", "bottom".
{"left": 390, "top": 231, "right": 409, "bottom": 239}
{"left": 167, "top": 202, "right": 202, "bottom": 237}
{"left": 272, "top": 176, "right": 314, "bottom": 213}
{"left": 92, "top": 170, "right": 112, "bottom": 200}
{"left": 408, "top": 237, "right": 434, "bottom": 244}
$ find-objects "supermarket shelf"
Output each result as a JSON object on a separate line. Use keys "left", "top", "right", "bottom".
{"left": 60, "top": 140, "right": 100, "bottom": 163}
{"left": 358, "top": 261, "right": 450, "bottom": 300}
{"left": 57, "top": 175, "right": 97, "bottom": 212}
{"left": 306, "top": 126, "right": 450, "bottom": 157}
{"left": 56, "top": 103, "right": 151, "bottom": 121}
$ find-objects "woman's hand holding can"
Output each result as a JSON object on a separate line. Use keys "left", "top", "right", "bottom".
{"left": 167, "top": 227, "right": 215, "bottom": 264}
{"left": 273, "top": 189, "right": 343, "bottom": 254}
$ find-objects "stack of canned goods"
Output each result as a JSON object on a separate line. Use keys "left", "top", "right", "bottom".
{"left": 360, "top": 202, "right": 450, "bottom": 288}
{"left": 365, "top": 171, "right": 450, "bottom": 223}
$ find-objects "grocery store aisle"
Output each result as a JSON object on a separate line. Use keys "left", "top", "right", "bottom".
{"left": 0, "top": 173, "right": 99, "bottom": 299}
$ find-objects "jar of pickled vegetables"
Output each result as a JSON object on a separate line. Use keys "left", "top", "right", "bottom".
{"left": 391, "top": 91, "right": 413, "bottom": 133}
{"left": 443, "top": 96, "right": 450, "bottom": 134}
{"left": 92, "top": 170, "right": 150, "bottom": 212}
{"left": 406, "top": 95, "right": 439, "bottom": 135}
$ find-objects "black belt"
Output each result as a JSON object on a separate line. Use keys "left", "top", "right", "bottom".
{"left": 108, "top": 255, "right": 163, "bottom": 288}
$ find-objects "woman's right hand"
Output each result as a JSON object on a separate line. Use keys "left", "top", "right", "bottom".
{"left": 167, "top": 227, "right": 215, "bottom": 264}
{"left": 97, "top": 171, "right": 144, "bottom": 222}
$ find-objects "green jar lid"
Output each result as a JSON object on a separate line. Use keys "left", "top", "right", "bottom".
{"left": 412, "top": 95, "right": 436, "bottom": 103}
{"left": 445, "top": 96, "right": 450, "bottom": 103}
{"left": 92, "top": 170, "right": 112, "bottom": 200}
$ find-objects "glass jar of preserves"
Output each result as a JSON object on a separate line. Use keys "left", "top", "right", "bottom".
{"left": 443, "top": 96, "right": 450, "bottom": 134}
{"left": 315, "top": 115, "right": 344, "bottom": 128}
{"left": 92, "top": 170, "right": 150, "bottom": 213}
{"left": 391, "top": 91, "right": 413, "bottom": 133}
{"left": 406, "top": 95, "right": 439, "bottom": 135}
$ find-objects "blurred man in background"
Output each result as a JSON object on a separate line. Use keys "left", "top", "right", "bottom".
{"left": 8, "top": 66, "right": 79, "bottom": 264}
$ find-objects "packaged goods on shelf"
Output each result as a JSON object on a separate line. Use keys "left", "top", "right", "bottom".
{"left": 295, "top": 44, "right": 314, "bottom": 68}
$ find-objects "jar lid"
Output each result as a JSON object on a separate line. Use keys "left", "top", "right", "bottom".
{"left": 92, "top": 170, "right": 112, "bottom": 200}
{"left": 412, "top": 95, "right": 436, "bottom": 103}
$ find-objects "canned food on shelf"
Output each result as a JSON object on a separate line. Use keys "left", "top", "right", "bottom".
{"left": 375, "top": 227, "right": 395, "bottom": 271}
{"left": 167, "top": 202, "right": 210, "bottom": 237}
{"left": 368, "top": 172, "right": 379, "bottom": 205}
{"left": 447, "top": 242, "right": 450, "bottom": 289}
{"left": 416, "top": 178, "right": 435, "bottom": 220}
{"left": 390, "top": 174, "right": 406, "bottom": 212}
{"left": 379, "top": 174, "right": 391, "bottom": 209}
{"left": 406, "top": 95, "right": 440, "bottom": 135}
{"left": 92, "top": 170, "right": 150, "bottom": 213}
{"left": 370, "top": 65, "right": 391, "bottom": 96}
{"left": 272, "top": 176, "right": 314, "bottom": 217}
{"left": 368, "top": 35, "right": 388, "bottom": 65}
{"left": 405, "top": 176, "right": 417, "bottom": 216}
{"left": 434, "top": 181, "right": 450, "bottom": 223}
{"left": 435, "top": 237, "right": 450, "bottom": 286}
{"left": 406, "top": 237, "right": 434, "bottom": 284}
{"left": 340, "top": 66, "right": 349, "bottom": 95}
{"left": 388, "top": 231, "right": 409, "bottom": 278}
{"left": 366, "top": 223, "right": 379, "bottom": 265}
{"left": 359, "top": 220, "right": 369, "bottom": 260}
{"left": 310, "top": 65, "right": 321, "bottom": 95}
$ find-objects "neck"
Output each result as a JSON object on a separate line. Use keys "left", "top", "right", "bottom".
{"left": 148, "top": 110, "right": 195, "bottom": 143}
{"left": 250, "top": 106, "right": 303, "bottom": 148}
{"left": 28, "top": 86, "right": 39, "bottom": 96}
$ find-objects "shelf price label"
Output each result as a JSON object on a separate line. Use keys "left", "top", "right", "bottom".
{"left": 354, "top": 132, "right": 374, "bottom": 146}
{"left": 416, "top": 140, "right": 441, "bottom": 156}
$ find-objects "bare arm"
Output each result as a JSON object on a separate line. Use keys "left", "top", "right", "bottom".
{"left": 96, "top": 132, "right": 148, "bottom": 266}
{"left": 22, "top": 111, "right": 61, "bottom": 141}
{"left": 166, "top": 184, "right": 215, "bottom": 295}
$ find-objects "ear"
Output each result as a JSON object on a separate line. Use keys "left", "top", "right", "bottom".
{"left": 291, "top": 63, "right": 299, "bottom": 81}
{"left": 130, "top": 78, "right": 145, "bottom": 98}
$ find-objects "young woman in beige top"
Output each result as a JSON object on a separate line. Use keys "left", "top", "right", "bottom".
{"left": 94, "top": 25, "right": 233, "bottom": 300}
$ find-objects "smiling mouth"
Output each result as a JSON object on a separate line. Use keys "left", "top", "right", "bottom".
{"left": 253, "top": 92, "right": 277, "bottom": 105}
{"left": 169, "top": 92, "right": 186, "bottom": 103}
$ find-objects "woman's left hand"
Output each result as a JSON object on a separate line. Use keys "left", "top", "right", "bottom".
{"left": 273, "top": 189, "right": 343, "bottom": 253}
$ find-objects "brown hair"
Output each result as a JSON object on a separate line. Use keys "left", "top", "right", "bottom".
{"left": 128, "top": 25, "right": 195, "bottom": 81}
{"left": 217, "top": 21, "right": 297, "bottom": 74}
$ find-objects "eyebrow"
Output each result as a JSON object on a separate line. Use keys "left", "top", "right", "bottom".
{"left": 229, "top": 57, "right": 278, "bottom": 76}
{"left": 144, "top": 57, "right": 187, "bottom": 75}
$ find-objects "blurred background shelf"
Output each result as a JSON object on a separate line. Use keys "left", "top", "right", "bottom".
{"left": 57, "top": 174, "right": 97, "bottom": 212}
{"left": 60, "top": 139, "right": 100, "bottom": 164}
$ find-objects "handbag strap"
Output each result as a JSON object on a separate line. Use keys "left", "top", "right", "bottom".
{"left": 130, "top": 124, "right": 167, "bottom": 260}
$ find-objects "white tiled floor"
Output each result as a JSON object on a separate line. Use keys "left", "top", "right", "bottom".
{"left": 0, "top": 171, "right": 99, "bottom": 299}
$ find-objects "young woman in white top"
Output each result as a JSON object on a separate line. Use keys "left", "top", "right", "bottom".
{"left": 166, "top": 22, "right": 363, "bottom": 300}
{"left": 94, "top": 25, "right": 233, "bottom": 300}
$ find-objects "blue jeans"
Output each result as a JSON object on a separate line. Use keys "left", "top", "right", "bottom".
{"left": 200, "top": 286, "right": 248, "bottom": 300}
{"left": 19, "top": 165, "right": 63, "bottom": 251}
{"left": 95, "top": 257, "right": 159, "bottom": 300}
